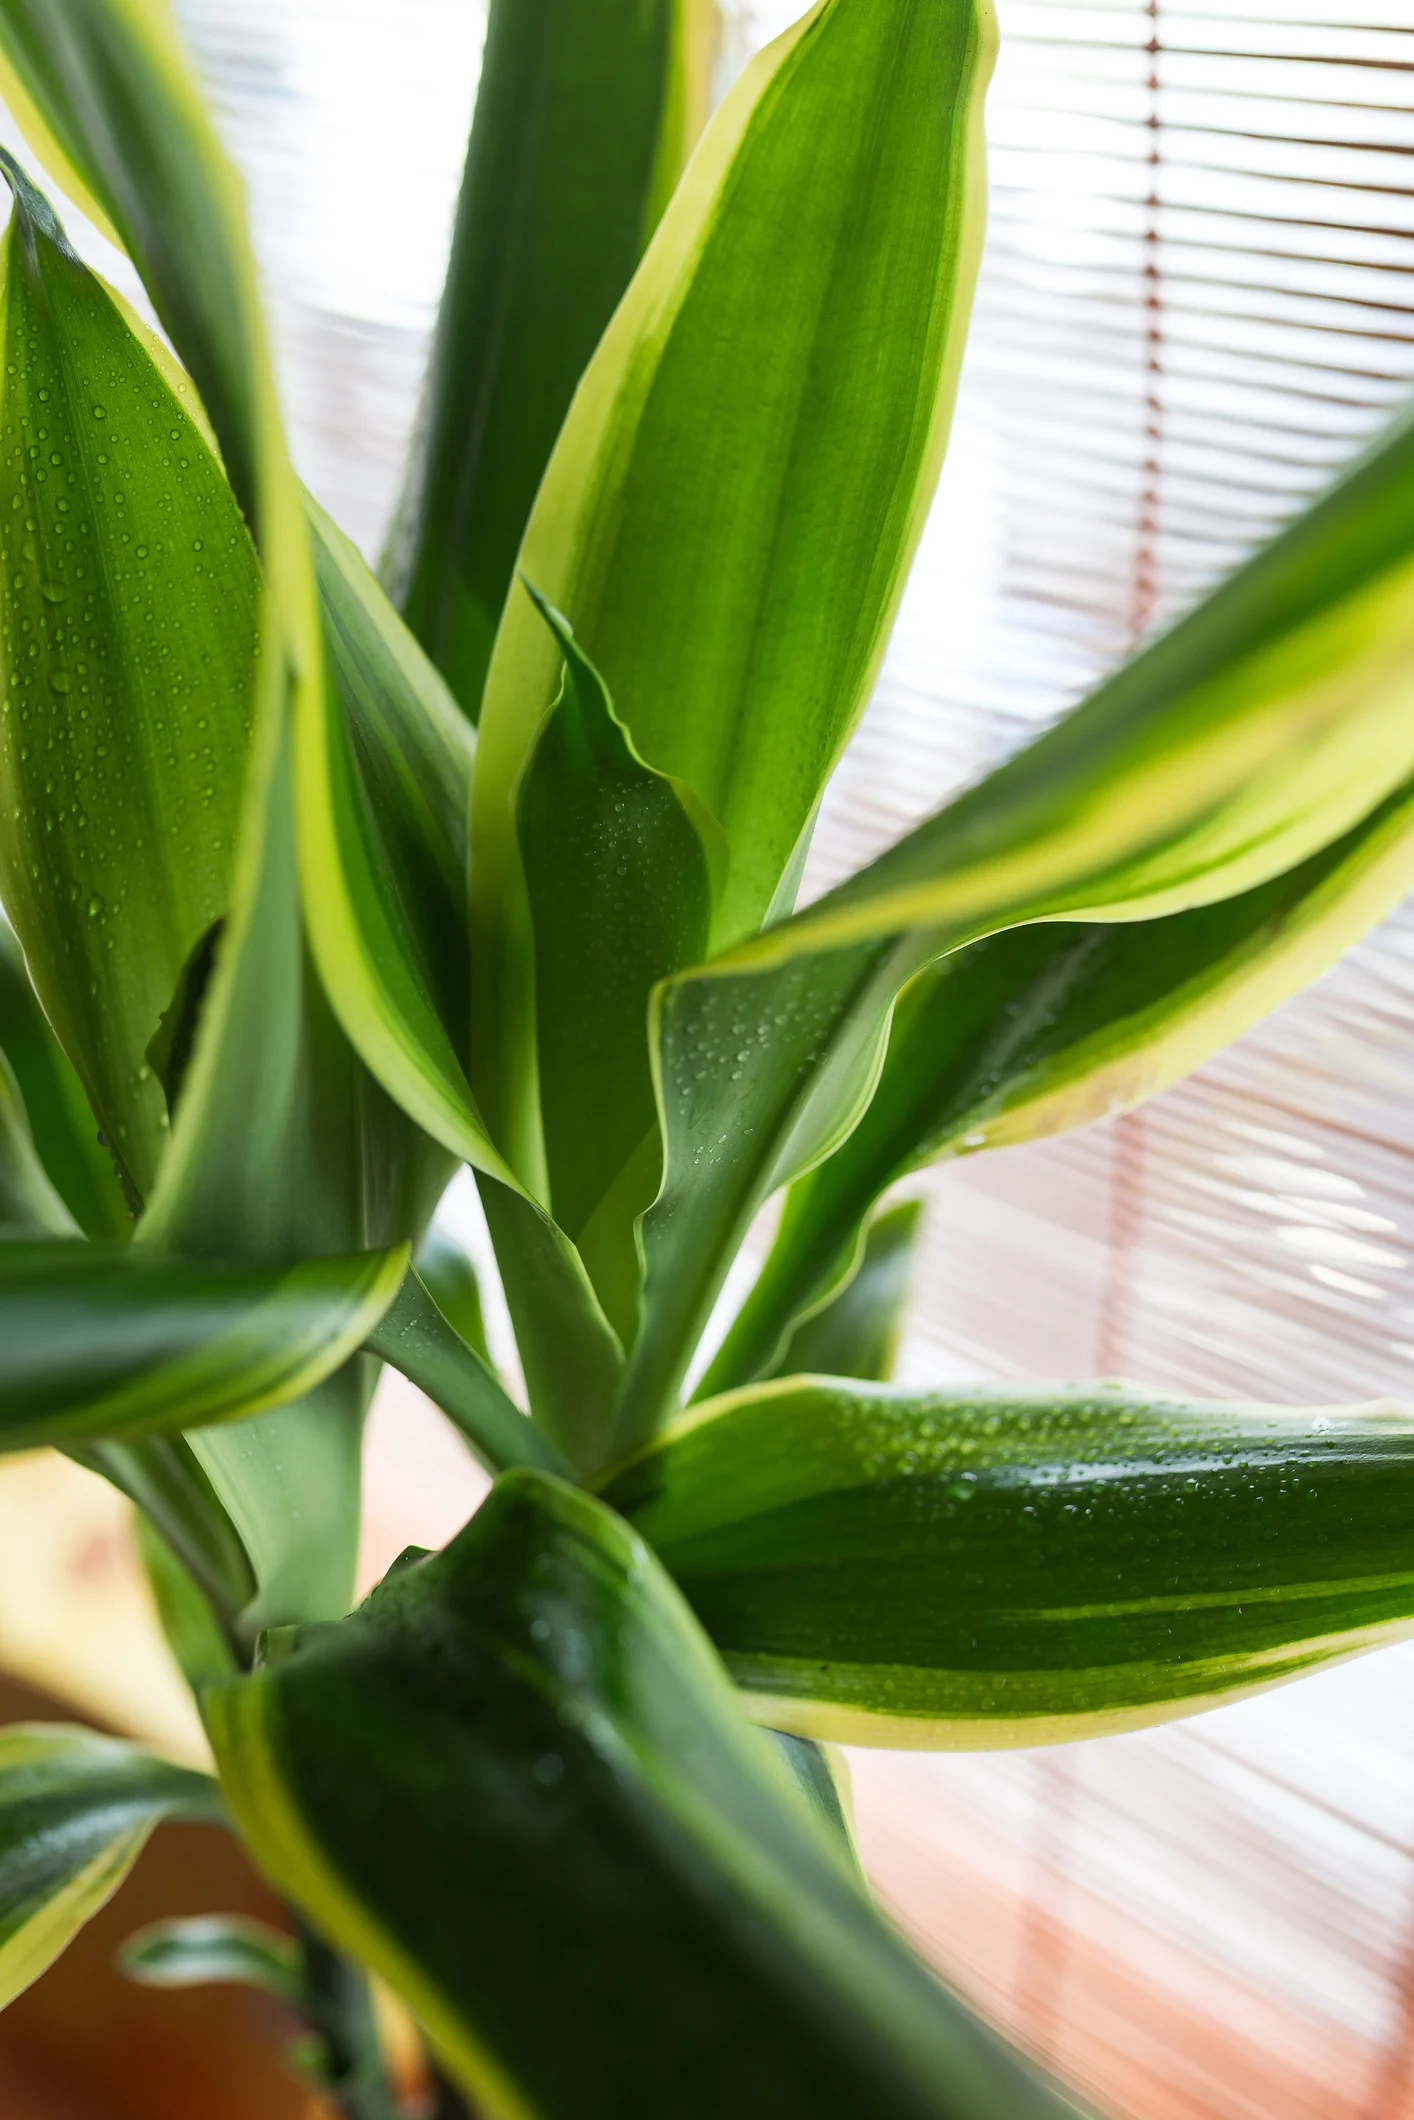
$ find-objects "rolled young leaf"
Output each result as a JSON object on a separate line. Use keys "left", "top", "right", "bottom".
{"left": 0, "top": 1724, "right": 222, "bottom": 2008}
{"left": 471, "top": 0, "right": 994, "bottom": 1171}
{"left": 383, "top": 0, "right": 718, "bottom": 721}
{"left": 207, "top": 1471, "right": 1068, "bottom": 2119}
{"left": 0, "top": 1239, "right": 406, "bottom": 1453}
{"left": 0, "top": 153, "right": 259, "bottom": 1204}
{"left": 704, "top": 779, "right": 1414, "bottom": 1394}
{"left": 0, "top": 916, "right": 128, "bottom": 1237}
{"left": 606, "top": 1379, "right": 1414, "bottom": 1747}
{"left": 516, "top": 593, "right": 714, "bottom": 1337}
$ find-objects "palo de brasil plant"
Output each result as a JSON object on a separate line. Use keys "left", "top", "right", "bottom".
{"left": 3, "top": 0, "right": 1414, "bottom": 2113}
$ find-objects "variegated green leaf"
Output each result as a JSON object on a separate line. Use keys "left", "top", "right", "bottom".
{"left": 471, "top": 0, "right": 994, "bottom": 1177}
{"left": 0, "top": 154, "right": 259, "bottom": 1206}
{"left": 607, "top": 1379, "right": 1414, "bottom": 1747}
{"left": 0, "top": 1238, "right": 404, "bottom": 1452}
{"left": 755, "top": 1199, "right": 922, "bottom": 1389}
{"left": 207, "top": 1471, "right": 1069, "bottom": 2118}
{"left": 703, "top": 783, "right": 1414, "bottom": 1394}
{"left": 384, "top": 0, "right": 719, "bottom": 721}
{"left": 0, "top": 1723, "right": 221, "bottom": 2008}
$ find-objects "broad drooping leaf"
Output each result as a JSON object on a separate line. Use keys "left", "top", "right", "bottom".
{"left": 0, "top": 154, "right": 259, "bottom": 1205}
{"left": 516, "top": 594, "right": 714, "bottom": 1338}
{"left": 365, "top": 1264, "right": 567, "bottom": 1477}
{"left": 606, "top": 1380, "right": 1414, "bottom": 1746}
{"left": 384, "top": 0, "right": 719, "bottom": 720}
{"left": 0, "top": 1724, "right": 221, "bottom": 2008}
{"left": 208, "top": 1472, "right": 1068, "bottom": 2120}
{"left": 470, "top": 0, "right": 994, "bottom": 1175}
{"left": 703, "top": 782, "right": 1414, "bottom": 1393}
{"left": 0, "top": 1239, "right": 404, "bottom": 1453}
{"left": 618, "top": 442, "right": 1414, "bottom": 1444}
{"left": 0, "top": 916, "right": 127, "bottom": 1236}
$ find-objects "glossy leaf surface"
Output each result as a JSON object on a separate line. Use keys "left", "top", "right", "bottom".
{"left": 471, "top": 0, "right": 994, "bottom": 1166}
{"left": 608, "top": 1380, "right": 1414, "bottom": 1746}
{"left": 0, "top": 1239, "right": 404, "bottom": 1453}
{"left": 0, "top": 917, "right": 127, "bottom": 1236}
{"left": 366, "top": 1265, "right": 567, "bottom": 1478}
{"left": 0, "top": 1724, "right": 220, "bottom": 2007}
{"left": 706, "top": 783, "right": 1414, "bottom": 1392}
{"left": 0, "top": 157, "right": 259, "bottom": 1204}
{"left": 516, "top": 596, "right": 712, "bottom": 1335}
{"left": 384, "top": 0, "right": 717, "bottom": 720}
{"left": 208, "top": 1471, "right": 1067, "bottom": 2119}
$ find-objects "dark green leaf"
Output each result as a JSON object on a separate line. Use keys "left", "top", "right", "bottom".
{"left": 471, "top": 0, "right": 994, "bottom": 1172}
{"left": 366, "top": 1264, "right": 568, "bottom": 1478}
{"left": 608, "top": 1379, "right": 1414, "bottom": 1745}
{"left": 119, "top": 1912, "right": 299, "bottom": 1998}
{"left": 0, "top": 1723, "right": 221, "bottom": 2006}
{"left": 0, "top": 155, "right": 259, "bottom": 1204}
{"left": 516, "top": 593, "right": 713, "bottom": 1338}
{"left": 0, "top": 1239, "right": 405, "bottom": 1454}
{"left": 383, "top": 0, "right": 717, "bottom": 720}
{"left": 208, "top": 1471, "right": 1068, "bottom": 2119}
{"left": 0, "top": 917, "right": 127, "bottom": 1236}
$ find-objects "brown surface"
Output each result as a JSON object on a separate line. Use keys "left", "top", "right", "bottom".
{"left": 0, "top": 1673, "right": 333, "bottom": 2120}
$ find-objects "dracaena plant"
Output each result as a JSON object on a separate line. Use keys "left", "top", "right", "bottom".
{"left": 2, "top": 0, "right": 1414, "bottom": 2114}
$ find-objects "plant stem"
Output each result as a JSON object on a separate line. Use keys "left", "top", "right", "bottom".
{"left": 295, "top": 1918, "right": 398, "bottom": 2120}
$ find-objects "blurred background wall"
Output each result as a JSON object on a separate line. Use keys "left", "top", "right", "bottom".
{"left": 7, "top": 3, "right": 1414, "bottom": 2115}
